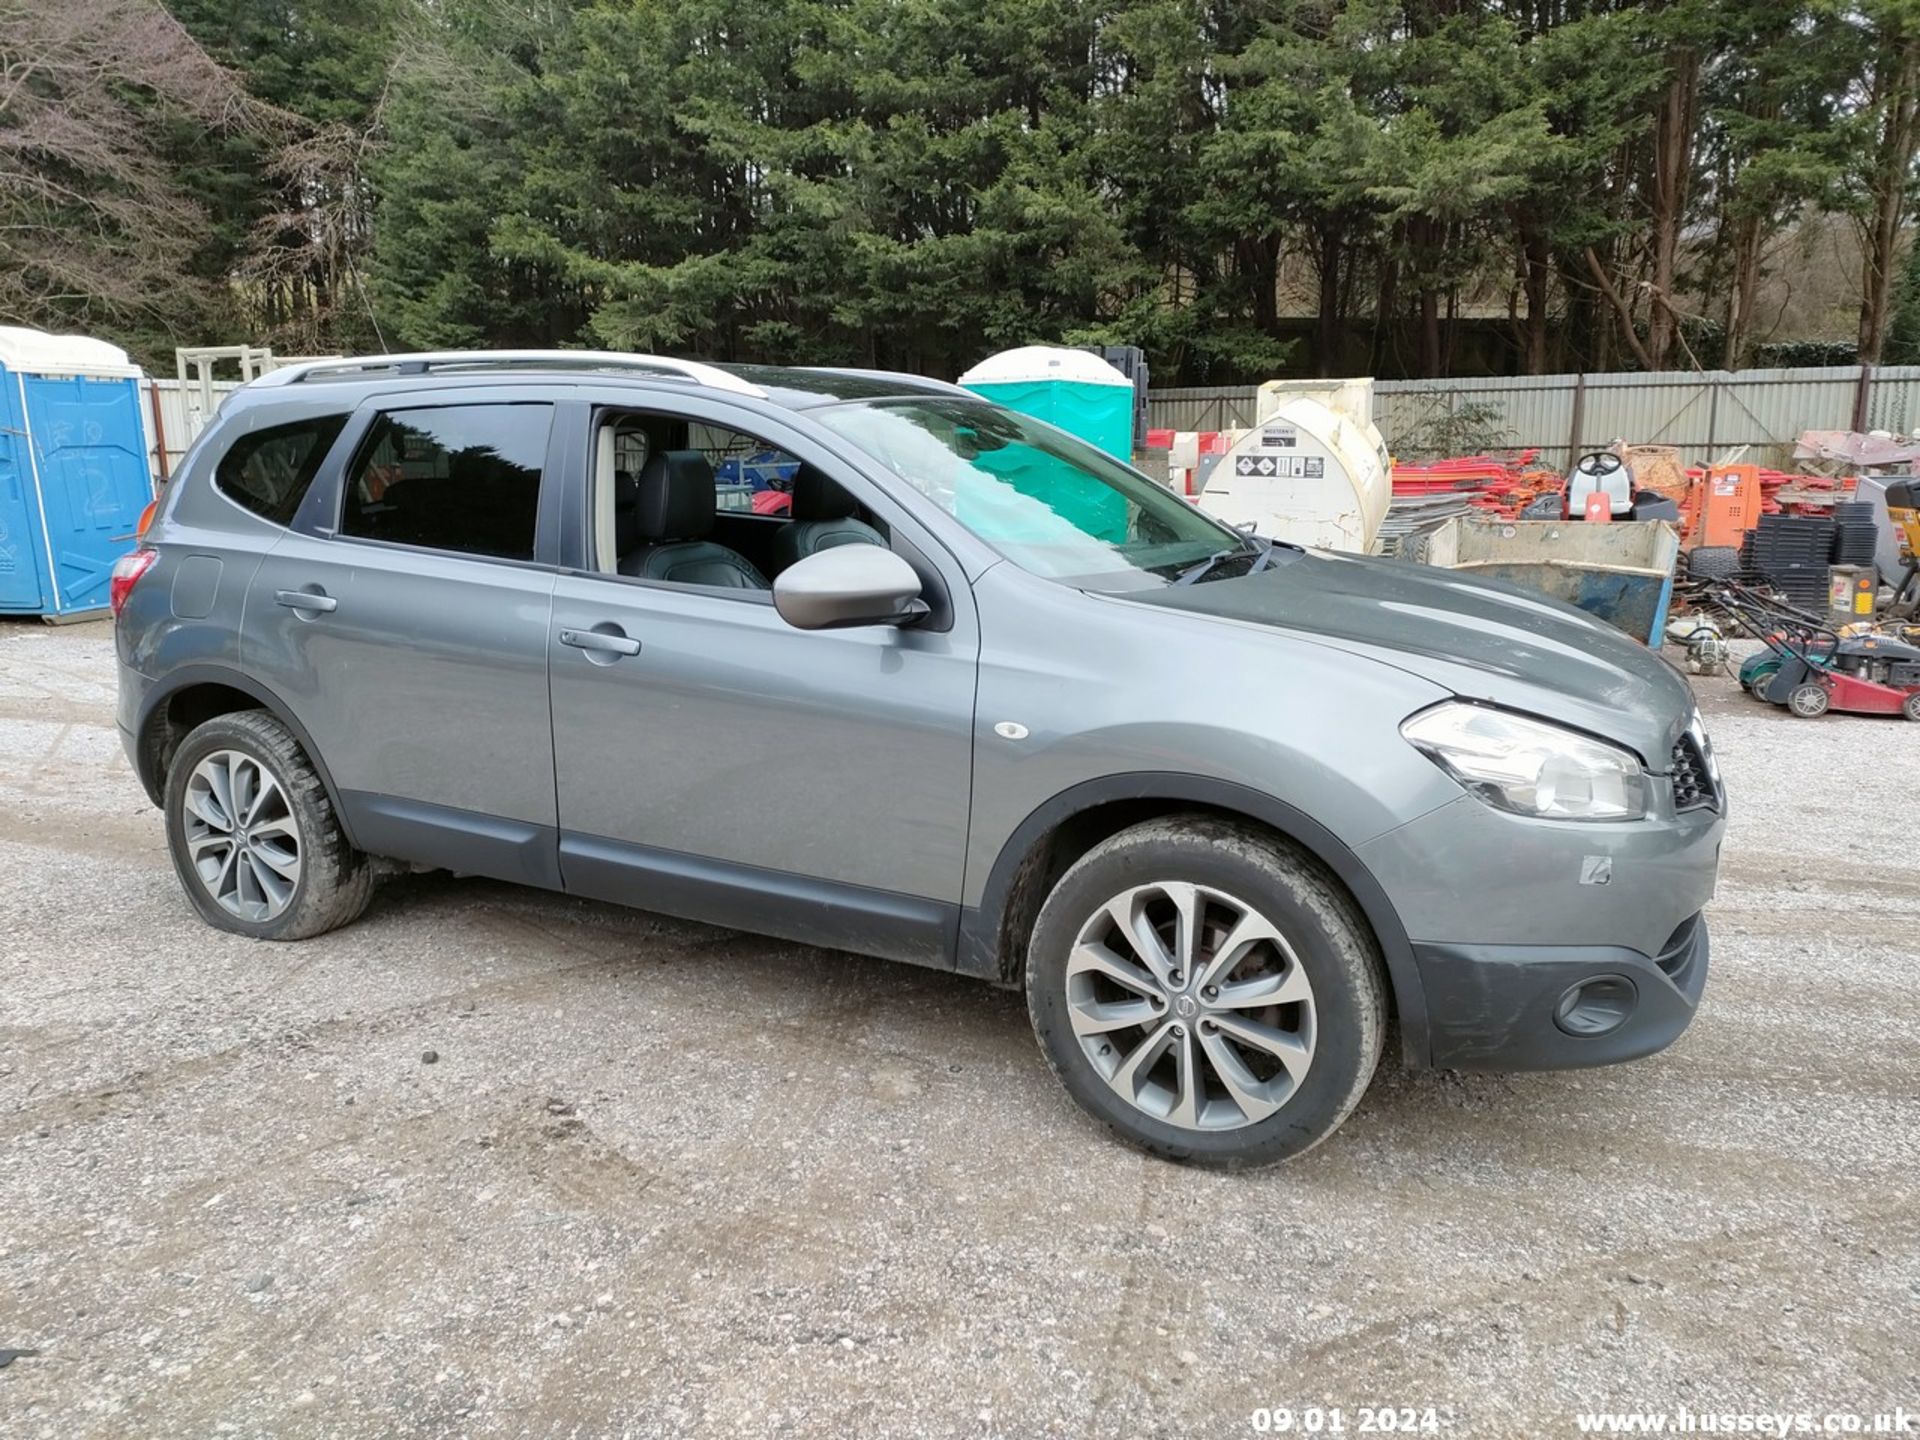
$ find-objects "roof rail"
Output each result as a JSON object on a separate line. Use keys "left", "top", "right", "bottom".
{"left": 248, "top": 350, "right": 766, "bottom": 398}
{"left": 800, "top": 365, "right": 977, "bottom": 398}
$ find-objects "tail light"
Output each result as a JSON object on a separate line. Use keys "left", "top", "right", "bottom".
{"left": 109, "top": 547, "right": 158, "bottom": 620}
{"left": 135, "top": 499, "right": 158, "bottom": 538}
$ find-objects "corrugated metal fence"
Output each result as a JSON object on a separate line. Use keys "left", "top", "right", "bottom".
{"left": 1148, "top": 365, "right": 1917, "bottom": 471}
{"left": 1147, "top": 386, "right": 1263, "bottom": 433}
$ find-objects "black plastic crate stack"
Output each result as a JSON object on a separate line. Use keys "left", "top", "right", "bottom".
{"left": 1740, "top": 514, "right": 1834, "bottom": 606}
{"left": 1829, "top": 501, "right": 1879, "bottom": 567}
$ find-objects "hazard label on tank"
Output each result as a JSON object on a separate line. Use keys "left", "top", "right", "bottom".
{"left": 1235, "top": 455, "right": 1324, "bottom": 478}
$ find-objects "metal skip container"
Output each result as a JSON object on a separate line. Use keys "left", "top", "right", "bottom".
{"left": 1413, "top": 517, "right": 1682, "bottom": 645}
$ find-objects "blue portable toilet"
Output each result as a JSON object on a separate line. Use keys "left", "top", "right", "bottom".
{"left": 958, "top": 345, "right": 1137, "bottom": 461}
{"left": 0, "top": 327, "right": 154, "bottom": 618}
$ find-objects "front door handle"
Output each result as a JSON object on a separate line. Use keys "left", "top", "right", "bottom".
{"left": 275, "top": 588, "right": 337, "bottom": 614}
{"left": 558, "top": 627, "right": 641, "bottom": 658}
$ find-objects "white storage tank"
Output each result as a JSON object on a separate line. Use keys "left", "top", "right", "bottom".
{"left": 1195, "top": 386, "right": 1392, "bottom": 552}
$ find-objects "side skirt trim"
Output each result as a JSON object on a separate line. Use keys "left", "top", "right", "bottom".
{"left": 560, "top": 832, "right": 958, "bottom": 971}
{"left": 342, "top": 791, "right": 562, "bottom": 890}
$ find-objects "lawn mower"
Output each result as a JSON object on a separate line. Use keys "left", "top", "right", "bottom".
{"left": 1687, "top": 577, "right": 1920, "bottom": 720}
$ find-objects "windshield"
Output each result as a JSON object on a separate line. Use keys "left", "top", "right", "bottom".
{"left": 816, "top": 397, "right": 1255, "bottom": 588}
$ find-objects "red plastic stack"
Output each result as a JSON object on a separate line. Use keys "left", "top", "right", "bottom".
{"left": 1390, "top": 449, "right": 1564, "bottom": 519}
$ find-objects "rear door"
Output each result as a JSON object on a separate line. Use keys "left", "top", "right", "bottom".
{"left": 243, "top": 390, "right": 569, "bottom": 886}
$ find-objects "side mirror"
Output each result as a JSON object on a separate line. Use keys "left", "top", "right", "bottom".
{"left": 773, "top": 545, "right": 929, "bottom": 630}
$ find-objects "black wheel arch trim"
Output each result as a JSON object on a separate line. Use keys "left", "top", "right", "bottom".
{"left": 133, "top": 664, "right": 361, "bottom": 850}
{"left": 960, "top": 771, "right": 1431, "bottom": 1067}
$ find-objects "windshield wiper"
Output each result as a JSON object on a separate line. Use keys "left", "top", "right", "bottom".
{"left": 1171, "top": 537, "right": 1272, "bottom": 586}
{"left": 1246, "top": 535, "right": 1293, "bottom": 574}
{"left": 1169, "top": 547, "right": 1239, "bottom": 586}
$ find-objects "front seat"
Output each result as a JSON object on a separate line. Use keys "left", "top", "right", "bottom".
{"left": 611, "top": 468, "right": 640, "bottom": 564}
{"left": 771, "top": 464, "right": 886, "bottom": 573}
{"left": 619, "top": 451, "right": 769, "bottom": 589}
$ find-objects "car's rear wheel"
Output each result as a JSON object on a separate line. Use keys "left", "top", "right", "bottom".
{"left": 1025, "top": 815, "right": 1386, "bottom": 1168}
{"left": 164, "top": 711, "right": 373, "bottom": 940}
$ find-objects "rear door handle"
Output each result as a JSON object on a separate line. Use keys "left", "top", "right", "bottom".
{"left": 275, "top": 589, "right": 337, "bottom": 614}
{"left": 558, "top": 627, "right": 641, "bottom": 657}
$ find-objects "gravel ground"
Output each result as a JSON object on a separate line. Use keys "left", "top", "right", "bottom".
{"left": 1, "top": 618, "right": 1915, "bottom": 1438}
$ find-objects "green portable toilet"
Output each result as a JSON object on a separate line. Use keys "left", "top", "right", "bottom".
{"left": 958, "top": 346, "right": 1135, "bottom": 460}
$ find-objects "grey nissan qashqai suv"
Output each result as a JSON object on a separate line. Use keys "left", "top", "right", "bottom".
{"left": 113, "top": 352, "right": 1723, "bottom": 1167}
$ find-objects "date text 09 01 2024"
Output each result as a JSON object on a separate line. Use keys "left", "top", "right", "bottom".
{"left": 1251, "top": 1408, "right": 1454, "bottom": 1434}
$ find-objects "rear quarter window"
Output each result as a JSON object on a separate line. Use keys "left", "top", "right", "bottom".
{"left": 340, "top": 403, "right": 551, "bottom": 561}
{"left": 213, "top": 415, "right": 349, "bottom": 526}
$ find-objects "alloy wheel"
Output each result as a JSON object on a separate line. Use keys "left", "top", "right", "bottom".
{"left": 182, "top": 749, "right": 302, "bottom": 922}
{"left": 1064, "top": 881, "right": 1316, "bottom": 1131}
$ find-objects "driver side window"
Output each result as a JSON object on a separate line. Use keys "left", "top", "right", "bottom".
{"left": 694, "top": 422, "right": 805, "bottom": 520}
{"left": 591, "top": 412, "right": 889, "bottom": 589}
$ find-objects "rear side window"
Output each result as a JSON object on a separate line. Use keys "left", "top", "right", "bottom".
{"left": 214, "top": 415, "right": 347, "bottom": 526}
{"left": 341, "top": 403, "right": 552, "bottom": 560}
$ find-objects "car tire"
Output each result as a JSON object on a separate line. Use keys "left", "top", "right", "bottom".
{"left": 163, "top": 710, "right": 374, "bottom": 941}
{"left": 1024, "top": 815, "right": 1386, "bottom": 1169}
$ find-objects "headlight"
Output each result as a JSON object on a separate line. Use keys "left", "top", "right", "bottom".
{"left": 1688, "top": 709, "right": 1721, "bottom": 786}
{"left": 1401, "top": 702, "right": 1647, "bottom": 821}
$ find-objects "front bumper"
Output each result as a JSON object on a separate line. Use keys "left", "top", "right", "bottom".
{"left": 1355, "top": 779, "right": 1724, "bottom": 1070}
{"left": 1414, "top": 913, "right": 1710, "bottom": 1069}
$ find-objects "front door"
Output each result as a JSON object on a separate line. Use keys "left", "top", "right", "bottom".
{"left": 546, "top": 410, "right": 978, "bottom": 967}
{"left": 244, "top": 395, "right": 564, "bottom": 885}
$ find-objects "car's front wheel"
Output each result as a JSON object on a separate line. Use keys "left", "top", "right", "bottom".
{"left": 1025, "top": 816, "right": 1386, "bottom": 1168}
{"left": 163, "top": 711, "right": 373, "bottom": 940}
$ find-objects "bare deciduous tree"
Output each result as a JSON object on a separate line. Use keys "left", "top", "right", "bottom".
{"left": 1855, "top": 7, "right": 1920, "bottom": 365}
{"left": 0, "top": 0, "right": 283, "bottom": 341}
{"left": 239, "top": 94, "right": 392, "bottom": 356}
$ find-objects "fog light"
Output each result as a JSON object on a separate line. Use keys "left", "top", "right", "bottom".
{"left": 1553, "top": 974, "right": 1637, "bottom": 1037}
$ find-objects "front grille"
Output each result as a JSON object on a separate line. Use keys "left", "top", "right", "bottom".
{"left": 1670, "top": 733, "right": 1717, "bottom": 811}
